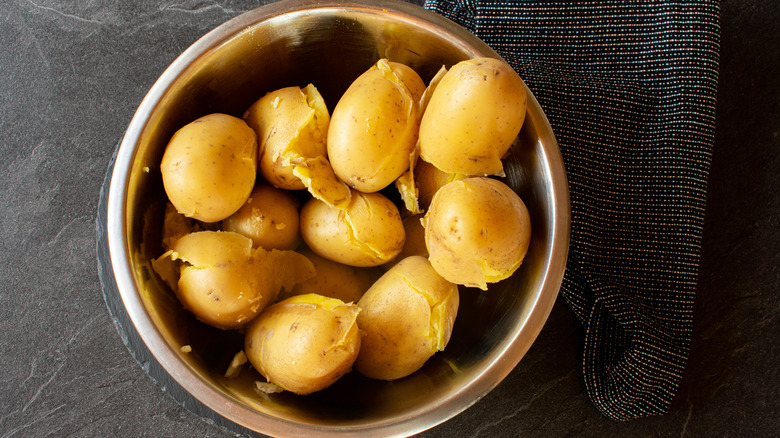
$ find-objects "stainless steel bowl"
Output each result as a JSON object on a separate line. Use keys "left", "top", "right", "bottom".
{"left": 104, "top": 0, "right": 569, "bottom": 435}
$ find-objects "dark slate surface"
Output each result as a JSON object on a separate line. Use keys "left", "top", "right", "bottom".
{"left": 1, "top": 0, "right": 777, "bottom": 437}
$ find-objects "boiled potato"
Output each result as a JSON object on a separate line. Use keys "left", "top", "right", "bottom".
{"left": 328, "top": 59, "right": 425, "bottom": 193}
{"left": 244, "top": 84, "right": 329, "bottom": 189}
{"left": 300, "top": 191, "right": 405, "bottom": 267}
{"left": 414, "top": 159, "right": 466, "bottom": 211}
{"left": 279, "top": 248, "right": 378, "bottom": 304}
{"left": 160, "top": 113, "right": 257, "bottom": 223}
{"left": 423, "top": 177, "right": 531, "bottom": 290}
{"left": 222, "top": 184, "right": 300, "bottom": 250}
{"left": 244, "top": 294, "right": 361, "bottom": 395}
{"left": 158, "top": 231, "right": 314, "bottom": 330}
{"left": 419, "top": 57, "right": 527, "bottom": 176}
{"left": 384, "top": 214, "right": 427, "bottom": 270}
{"left": 355, "top": 256, "right": 459, "bottom": 380}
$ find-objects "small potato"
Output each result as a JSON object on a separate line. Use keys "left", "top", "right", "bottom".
{"left": 244, "top": 85, "right": 329, "bottom": 190}
{"left": 423, "top": 177, "right": 531, "bottom": 290}
{"left": 384, "top": 214, "right": 428, "bottom": 270}
{"left": 419, "top": 57, "right": 527, "bottom": 176}
{"left": 244, "top": 294, "right": 361, "bottom": 395}
{"left": 355, "top": 256, "right": 459, "bottom": 381}
{"left": 160, "top": 113, "right": 257, "bottom": 223}
{"left": 159, "top": 231, "right": 314, "bottom": 329}
{"left": 328, "top": 59, "right": 425, "bottom": 193}
{"left": 300, "top": 191, "right": 405, "bottom": 267}
{"left": 414, "top": 159, "right": 466, "bottom": 211}
{"left": 279, "top": 248, "right": 378, "bottom": 304}
{"left": 222, "top": 184, "right": 300, "bottom": 250}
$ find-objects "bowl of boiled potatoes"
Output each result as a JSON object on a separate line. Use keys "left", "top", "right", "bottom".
{"left": 103, "top": 0, "right": 570, "bottom": 435}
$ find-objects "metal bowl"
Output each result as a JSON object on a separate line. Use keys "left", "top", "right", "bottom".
{"left": 103, "top": 0, "right": 569, "bottom": 435}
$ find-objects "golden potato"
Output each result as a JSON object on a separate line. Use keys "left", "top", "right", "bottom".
{"left": 423, "top": 177, "right": 531, "bottom": 290}
{"left": 159, "top": 231, "right": 314, "bottom": 330}
{"left": 279, "top": 248, "right": 378, "bottom": 303}
{"left": 300, "top": 191, "right": 405, "bottom": 267}
{"left": 355, "top": 256, "right": 459, "bottom": 380}
{"left": 419, "top": 57, "right": 527, "bottom": 176}
{"left": 244, "top": 84, "right": 329, "bottom": 190}
{"left": 160, "top": 113, "right": 257, "bottom": 223}
{"left": 384, "top": 214, "right": 428, "bottom": 270}
{"left": 222, "top": 184, "right": 300, "bottom": 250}
{"left": 244, "top": 294, "right": 361, "bottom": 395}
{"left": 328, "top": 59, "right": 425, "bottom": 193}
{"left": 414, "top": 159, "right": 466, "bottom": 211}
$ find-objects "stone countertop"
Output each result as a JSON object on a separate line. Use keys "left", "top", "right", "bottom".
{"left": 1, "top": 0, "right": 777, "bottom": 437}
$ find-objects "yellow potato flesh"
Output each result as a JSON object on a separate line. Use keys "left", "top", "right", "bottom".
{"left": 423, "top": 177, "right": 531, "bottom": 290}
{"left": 355, "top": 256, "right": 459, "bottom": 380}
{"left": 328, "top": 59, "right": 425, "bottom": 193}
{"left": 160, "top": 113, "right": 257, "bottom": 223}
{"left": 419, "top": 57, "right": 527, "bottom": 176}
{"left": 244, "top": 294, "right": 361, "bottom": 395}
{"left": 163, "top": 231, "right": 315, "bottom": 330}
{"left": 222, "top": 184, "right": 301, "bottom": 250}
{"left": 244, "top": 85, "right": 330, "bottom": 190}
{"left": 300, "top": 191, "right": 405, "bottom": 267}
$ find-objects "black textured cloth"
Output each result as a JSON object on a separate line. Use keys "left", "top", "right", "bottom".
{"left": 423, "top": 0, "right": 719, "bottom": 421}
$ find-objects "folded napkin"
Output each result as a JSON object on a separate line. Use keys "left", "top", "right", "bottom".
{"left": 423, "top": 0, "right": 719, "bottom": 421}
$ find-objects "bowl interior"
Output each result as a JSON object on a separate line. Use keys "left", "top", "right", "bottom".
{"left": 109, "top": 0, "right": 568, "bottom": 435}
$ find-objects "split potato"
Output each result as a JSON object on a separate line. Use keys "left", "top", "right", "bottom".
{"left": 419, "top": 57, "right": 527, "bottom": 176}
{"left": 328, "top": 59, "right": 425, "bottom": 193}
{"left": 355, "top": 256, "right": 459, "bottom": 380}
{"left": 244, "top": 294, "right": 361, "bottom": 395}
{"left": 300, "top": 191, "right": 405, "bottom": 267}
{"left": 423, "top": 177, "right": 531, "bottom": 290}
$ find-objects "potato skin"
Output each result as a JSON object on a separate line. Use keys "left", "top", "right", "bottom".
{"left": 328, "top": 59, "right": 425, "bottom": 193}
{"left": 419, "top": 57, "right": 527, "bottom": 176}
{"left": 244, "top": 294, "right": 361, "bottom": 395}
{"left": 222, "top": 184, "right": 301, "bottom": 250}
{"left": 355, "top": 256, "right": 459, "bottom": 381}
{"left": 300, "top": 191, "right": 405, "bottom": 267}
{"left": 423, "top": 177, "right": 531, "bottom": 290}
{"left": 160, "top": 113, "right": 257, "bottom": 223}
{"left": 280, "top": 248, "right": 377, "bottom": 304}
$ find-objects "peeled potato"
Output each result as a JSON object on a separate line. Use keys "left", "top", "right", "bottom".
{"left": 328, "top": 59, "right": 425, "bottom": 193}
{"left": 423, "top": 177, "right": 531, "bottom": 290}
{"left": 222, "top": 184, "right": 300, "bottom": 250}
{"left": 419, "top": 57, "right": 527, "bottom": 176}
{"left": 244, "top": 294, "right": 361, "bottom": 395}
{"left": 160, "top": 113, "right": 257, "bottom": 223}
{"left": 159, "top": 231, "right": 314, "bottom": 329}
{"left": 300, "top": 191, "right": 405, "bottom": 267}
{"left": 355, "top": 255, "right": 459, "bottom": 380}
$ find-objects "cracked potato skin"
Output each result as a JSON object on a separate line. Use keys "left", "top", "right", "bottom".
{"left": 354, "top": 256, "right": 459, "bottom": 381}
{"left": 423, "top": 177, "right": 531, "bottom": 290}
{"left": 419, "top": 57, "right": 527, "bottom": 176}
{"left": 327, "top": 59, "right": 425, "bottom": 193}
{"left": 300, "top": 191, "right": 405, "bottom": 267}
{"left": 244, "top": 294, "right": 361, "bottom": 395}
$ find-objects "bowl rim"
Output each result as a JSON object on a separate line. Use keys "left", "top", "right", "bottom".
{"left": 105, "top": 0, "right": 570, "bottom": 436}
